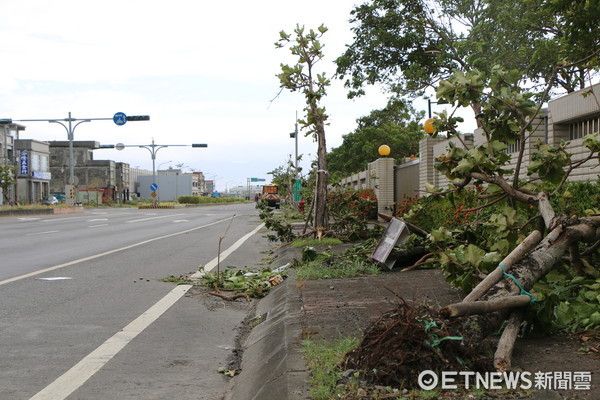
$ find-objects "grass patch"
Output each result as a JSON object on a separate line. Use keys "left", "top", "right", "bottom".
{"left": 296, "top": 259, "right": 381, "bottom": 280}
{"left": 291, "top": 237, "right": 343, "bottom": 247}
{"left": 302, "top": 336, "right": 359, "bottom": 400}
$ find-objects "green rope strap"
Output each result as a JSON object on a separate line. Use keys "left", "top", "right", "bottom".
{"left": 499, "top": 263, "right": 537, "bottom": 303}
{"left": 421, "top": 319, "right": 463, "bottom": 347}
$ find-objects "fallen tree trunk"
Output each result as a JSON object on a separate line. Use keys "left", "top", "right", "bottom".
{"left": 463, "top": 230, "right": 542, "bottom": 302}
{"left": 343, "top": 216, "right": 599, "bottom": 387}
{"left": 461, "top": 216, "right": 600, "bottom": 347}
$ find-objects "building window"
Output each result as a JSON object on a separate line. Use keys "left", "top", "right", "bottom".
{"left": 570, "top": 117, "right": 600, "bottom": 140}
{"left": 507, "top": 139, "right": 521, "bottom": 154}
{"left": 32, "top": 154, "right": 40, "bottom": 170}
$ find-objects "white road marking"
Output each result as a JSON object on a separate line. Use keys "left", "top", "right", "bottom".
{"left": 88, "top": 218, "right": 108, "bottom": 222}
{"left": 41, "top": 216, "right": 84, "bottom": 222}
{"left": 36, "top": 277, "right": 73, "bottom": 281}
{"left": 30, "top": 221, "right": 265, "bottom": 400}
{"left": 173, "top": 219, "right": 189, "bottom": 223}
{"left": 88, "top": 224, "right": 108, "bottom": 228}
{"left": 0, "top": 217, "right": 231, "bottom": 287}
{"left": 125, "top": 214, "right": 185, "bottom": 223}
{"left": 29, "top": 284, "right": 192, "bottom": 400}
{"left": 18, "top": 217, "right": 40, "bottom": 221}
{"left": 25, "top": 230, "right": 59, "bottom": 236}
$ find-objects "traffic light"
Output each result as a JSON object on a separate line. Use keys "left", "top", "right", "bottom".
{"left": 126, "top": 115, "right": 150, "bottom": 121}
{"left": 192, "top": 143, "right": 208, "bottom": 148}
{"left": 289, "top": 131, "right": 296, "bottom": 138}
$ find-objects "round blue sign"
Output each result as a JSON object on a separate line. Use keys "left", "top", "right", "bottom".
{"left": 113, "top": 112, "right": 127, "bottom": 126}
{"left": 150, "top": 183, "right": 158, "bottom": 191}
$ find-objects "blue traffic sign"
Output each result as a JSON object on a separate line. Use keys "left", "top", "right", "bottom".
{"left": 113, "top": 112, "right": 127, "bottom": 126}
{"left": 150, "top": 183, "right": 158, "bottom": 191}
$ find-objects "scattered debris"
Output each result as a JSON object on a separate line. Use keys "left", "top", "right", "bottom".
{"left": 217, "top": 366, "right": 240, "bottom": 377}
{"left": 199, "top": 265, "right": 289, "bottom": 300}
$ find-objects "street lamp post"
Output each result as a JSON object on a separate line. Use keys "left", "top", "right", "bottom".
{"left": 103, "top": 141, "right": 207, "bottom": 203}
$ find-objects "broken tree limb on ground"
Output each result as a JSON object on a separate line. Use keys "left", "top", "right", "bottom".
{"left": 440, "top": 294, "right": 531, "bottom": 318}
{"left": 463, "top": 229, "right": 543, "bottom": 302}
{"left": 494, "top": 311, "right": 524, "bottom": 372}
{"left": 458, "top": 215, "right": 600, "bottom": 347}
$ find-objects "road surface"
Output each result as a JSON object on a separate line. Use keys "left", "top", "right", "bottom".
{"left": 0, "top": 203, "right": 269, "bottom": 400}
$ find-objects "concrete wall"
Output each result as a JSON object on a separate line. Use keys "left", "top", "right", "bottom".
{"left": 394, "top": 159, "right": 420, "bottom": 200}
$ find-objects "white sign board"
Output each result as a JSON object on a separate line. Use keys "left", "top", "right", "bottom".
{"left": 371, "top": 218, "right": 411, "bottom": 270}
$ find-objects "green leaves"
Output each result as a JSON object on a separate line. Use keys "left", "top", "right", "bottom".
{"left": 527, "top": 142, "right": 569, "bottom": 184}
{"left": 583, "top": 133, "right": 600, "bottom": 155}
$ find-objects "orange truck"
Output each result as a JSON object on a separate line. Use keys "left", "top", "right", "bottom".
{"left": 261, "top": 184, "right": 281, "bottom": 209}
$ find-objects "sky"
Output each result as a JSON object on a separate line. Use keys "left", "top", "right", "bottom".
{"left": 0, "top": 0, "right": 474, "bottom": 192}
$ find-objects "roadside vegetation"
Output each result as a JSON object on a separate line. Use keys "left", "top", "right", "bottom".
{"left": 265, "top": 3, "right": 600, "bottom": 391}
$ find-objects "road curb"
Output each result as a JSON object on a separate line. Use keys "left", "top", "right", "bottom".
{"left": 227, "top": 276, "right": 310, "bottom": 400}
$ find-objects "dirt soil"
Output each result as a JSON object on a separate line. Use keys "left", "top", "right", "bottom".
{"left": 286, "top": 244, "right": 600, "bottom": 400}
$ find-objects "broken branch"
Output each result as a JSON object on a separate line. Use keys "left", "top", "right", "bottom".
{"left": 463, "top": 230, "right": 542, "bottom": 302}
{"left": 441, "top": 295, "right": 531, "bottom": 318}
{"left": 494, "top": 311, "right": 524, "bottom": 372}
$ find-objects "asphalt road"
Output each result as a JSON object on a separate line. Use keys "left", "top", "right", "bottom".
{"left": 0, "top": 203, "right": 270, "bottom": 400}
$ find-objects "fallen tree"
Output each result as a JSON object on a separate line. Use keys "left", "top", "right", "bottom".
{"left": 344, "top": 64, "right": 600, "bottom": 387}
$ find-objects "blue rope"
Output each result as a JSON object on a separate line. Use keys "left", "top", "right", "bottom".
{"left": 499, "top": 263, "right": 537, "bottom": 302}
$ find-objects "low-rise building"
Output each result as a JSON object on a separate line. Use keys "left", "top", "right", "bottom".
{"left": 14, "top": 139, "right": 51, "bottom": 204}
{"left": 49, "top": 141, "right": 122, "bottom": 203}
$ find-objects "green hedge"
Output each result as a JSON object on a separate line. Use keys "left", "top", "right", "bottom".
{"left": 177, "top": 195, "right": 247, "bottom": 204}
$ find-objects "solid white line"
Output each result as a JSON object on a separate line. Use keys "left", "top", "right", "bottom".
{"left": 125, "top": 213, "right": 185, "bottom": 223}
{"left": 0, "top": 218, "right": 230, "bottom": 287}
{"left": 41, "top": 216, "right": 84, "bottom": 222}
{"left": 29, "top": 284, "right": 193, "bottom": 400}
{"left": 30, "top": 221, "right": 265, "bottom": 400}
{"left": 25, "top": 230, "right": 59, "bottom": 236}
{"left": 88, "top": 224, "right": 108, "bottom": 228}
{"left": 191, "top": 223, "right": 265, "bottom": 278}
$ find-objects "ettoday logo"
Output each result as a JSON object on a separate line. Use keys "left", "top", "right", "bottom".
{"left": 418, "top": 370, "right": 592, "bottom": 391}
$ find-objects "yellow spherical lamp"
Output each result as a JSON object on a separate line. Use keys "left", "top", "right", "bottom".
{"left": 378, "top": 144, "right": 391, "bottom": 157}
{"left": 423, "top": 118, "right": 436, "bottom": 135}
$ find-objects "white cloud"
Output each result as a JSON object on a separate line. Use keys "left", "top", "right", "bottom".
{"left": 2, "top": 0, "right": 471, "bottom": 191}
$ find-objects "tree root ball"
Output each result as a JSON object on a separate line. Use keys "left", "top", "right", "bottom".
{"left": 343, "top": 298, "right": 492, "bottom": 388}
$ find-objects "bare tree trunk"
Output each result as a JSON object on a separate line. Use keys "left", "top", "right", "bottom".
{"left": 313, "top": 118, "right": 328, "bottom": 239}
